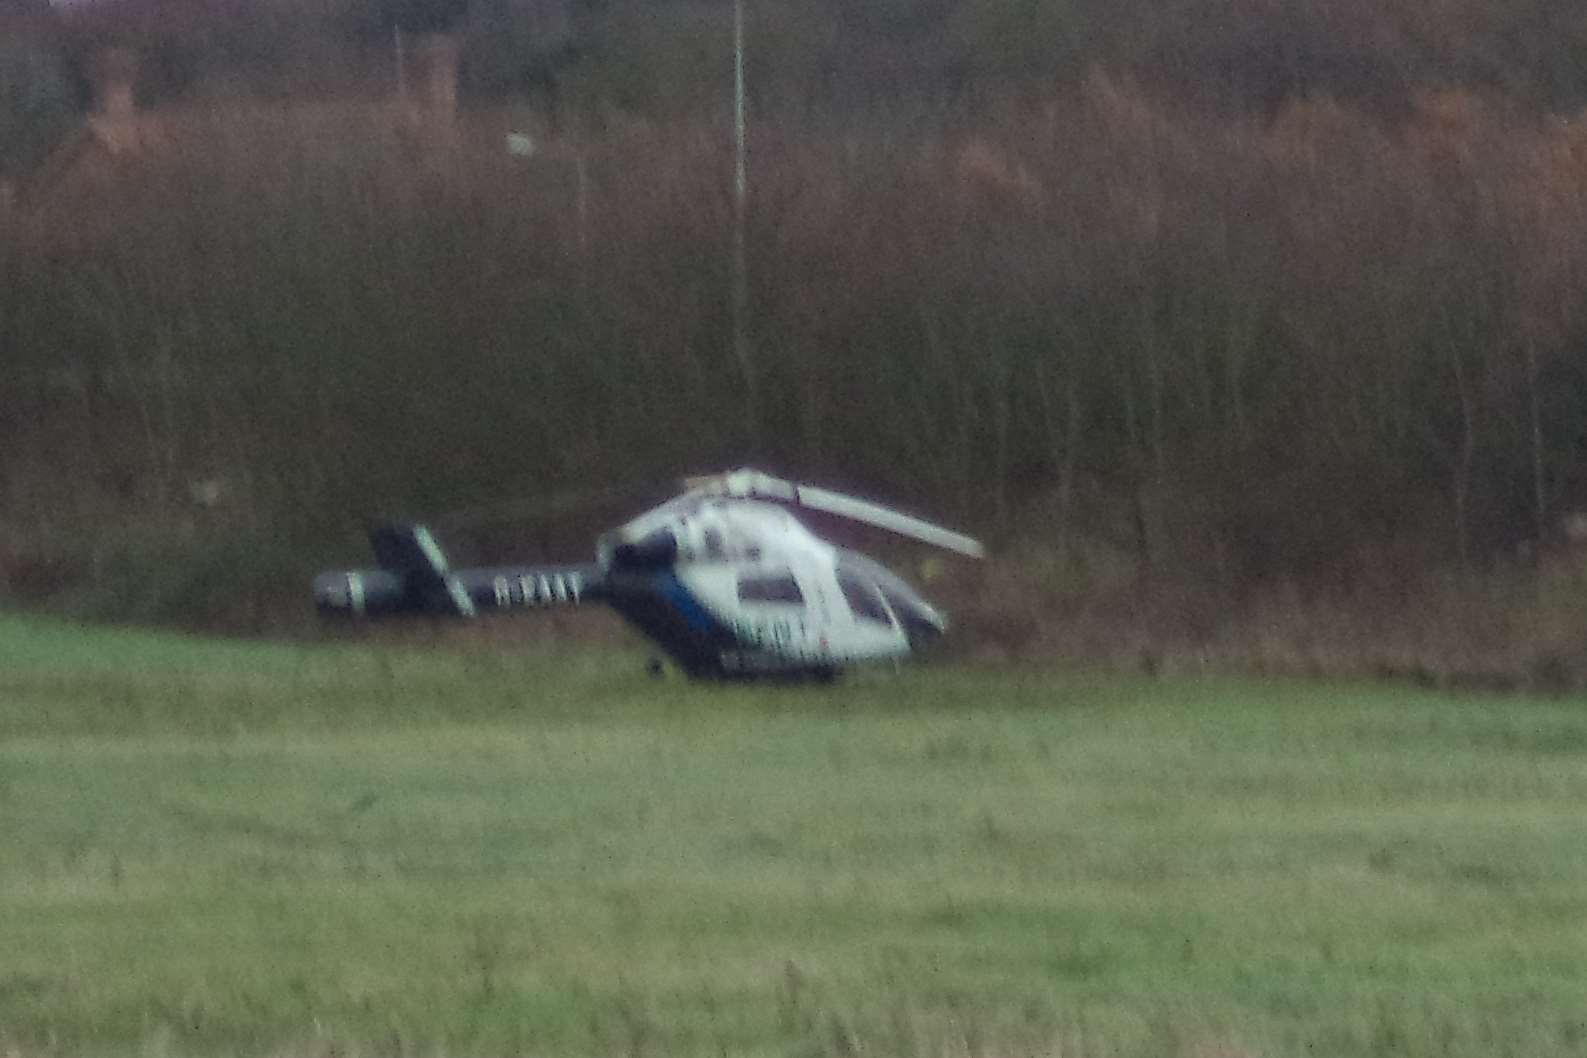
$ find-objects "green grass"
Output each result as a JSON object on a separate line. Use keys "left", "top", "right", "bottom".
{"left": 4, "top": 614, "right": 1587, "bottom": 1057}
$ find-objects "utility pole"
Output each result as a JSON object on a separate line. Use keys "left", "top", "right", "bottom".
{"left": 731, "top": 0, "right": 757, "bottom": 440}
{"left": 394, "top": 26, "right": 407, "bottom": 99}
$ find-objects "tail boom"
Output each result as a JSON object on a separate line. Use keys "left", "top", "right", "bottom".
{"left": 314, "top": 563, "right": 605, "bottom": 618}
{"left": 314, "top": 523, "right": 603, "bottom": 619}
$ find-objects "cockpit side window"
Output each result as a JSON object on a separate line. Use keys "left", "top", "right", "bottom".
{"left": 834, "top": 549, "right": 943, "bottom": 634}
{"left": 738, "top": 573, "right": 805, "bottom": 605}
{"left": 702, "top": 528, "right": 726, "bottom": 560}
{"left": 837, "top": 571, "right": 892, "bottom": 625}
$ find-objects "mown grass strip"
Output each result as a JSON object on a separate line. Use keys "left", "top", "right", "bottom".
{"left": 3, "top": 615, "right": 1587, "bottom": 1056}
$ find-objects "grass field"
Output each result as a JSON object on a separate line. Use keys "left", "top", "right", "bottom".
{"left": 4, "top": 613, "right": 1587, "bottom": 1057}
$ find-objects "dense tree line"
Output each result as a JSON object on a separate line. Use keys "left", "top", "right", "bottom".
{"left": 5, "top": 80, "right": 1587, "bottom": 570}
{"left": 6, "top": 0, "right": 1587, "bottom": 112}
{"left": 6, "top": 0, "right": 1587, "bottom": 177}
{"left": 5, "top": 0, "right": 1587, "bottom": 676}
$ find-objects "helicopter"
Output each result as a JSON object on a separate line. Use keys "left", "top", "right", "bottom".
{"left": 312, "top": 469, "right": 985, "bottom": 679}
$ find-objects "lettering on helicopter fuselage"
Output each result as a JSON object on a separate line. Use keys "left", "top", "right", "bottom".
{"left": 729, "top": 615, "right": 795, "bottom": 646}
{"left": 492, "top": 572, "right": 584, "bottom": 608}
{"left": 724, "top": 615, "right": 827, "bottom": 660}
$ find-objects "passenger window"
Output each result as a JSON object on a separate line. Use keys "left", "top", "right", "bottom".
{"left": 737, "top": 574, "right": 804, "bottom": 605}
{"left": 838, "top": 572, "right": 892, "bottom": 625}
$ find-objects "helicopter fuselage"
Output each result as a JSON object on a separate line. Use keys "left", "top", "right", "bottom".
{"left": 606, "top": 498, "right": 944, "bottom": 675}
{"left": 314, "top": 485, "right": 964, "bottom": 680}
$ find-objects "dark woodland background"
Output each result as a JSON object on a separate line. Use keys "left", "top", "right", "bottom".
{"left": 6, "top": 0, "right": 1587, "bottom": 684}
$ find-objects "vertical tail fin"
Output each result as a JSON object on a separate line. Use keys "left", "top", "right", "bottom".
{"left": 367, "top": 523, "right": 476, "bottom": 617}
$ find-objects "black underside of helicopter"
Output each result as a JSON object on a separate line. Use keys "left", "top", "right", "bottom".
{"left": 606, "top": 571, "right": 752, "bottom": 679}
{"left": 602, "top": 570, "right": 836, "bottom": 680}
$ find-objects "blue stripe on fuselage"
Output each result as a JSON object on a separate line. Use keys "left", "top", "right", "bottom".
{"left": 658, "top": 571, "right": 716, "bottom": 632}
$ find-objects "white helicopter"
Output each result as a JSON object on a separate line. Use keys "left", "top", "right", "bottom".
{"left": 313, "top": 469, "right": 985, "bottom": 679}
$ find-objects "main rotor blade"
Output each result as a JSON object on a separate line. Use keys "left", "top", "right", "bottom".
{"left": 793, "top": 484, "right": 986, "bottom": 558}
{"left": 684, "top": 468, "right": 985, "bottom": 558}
